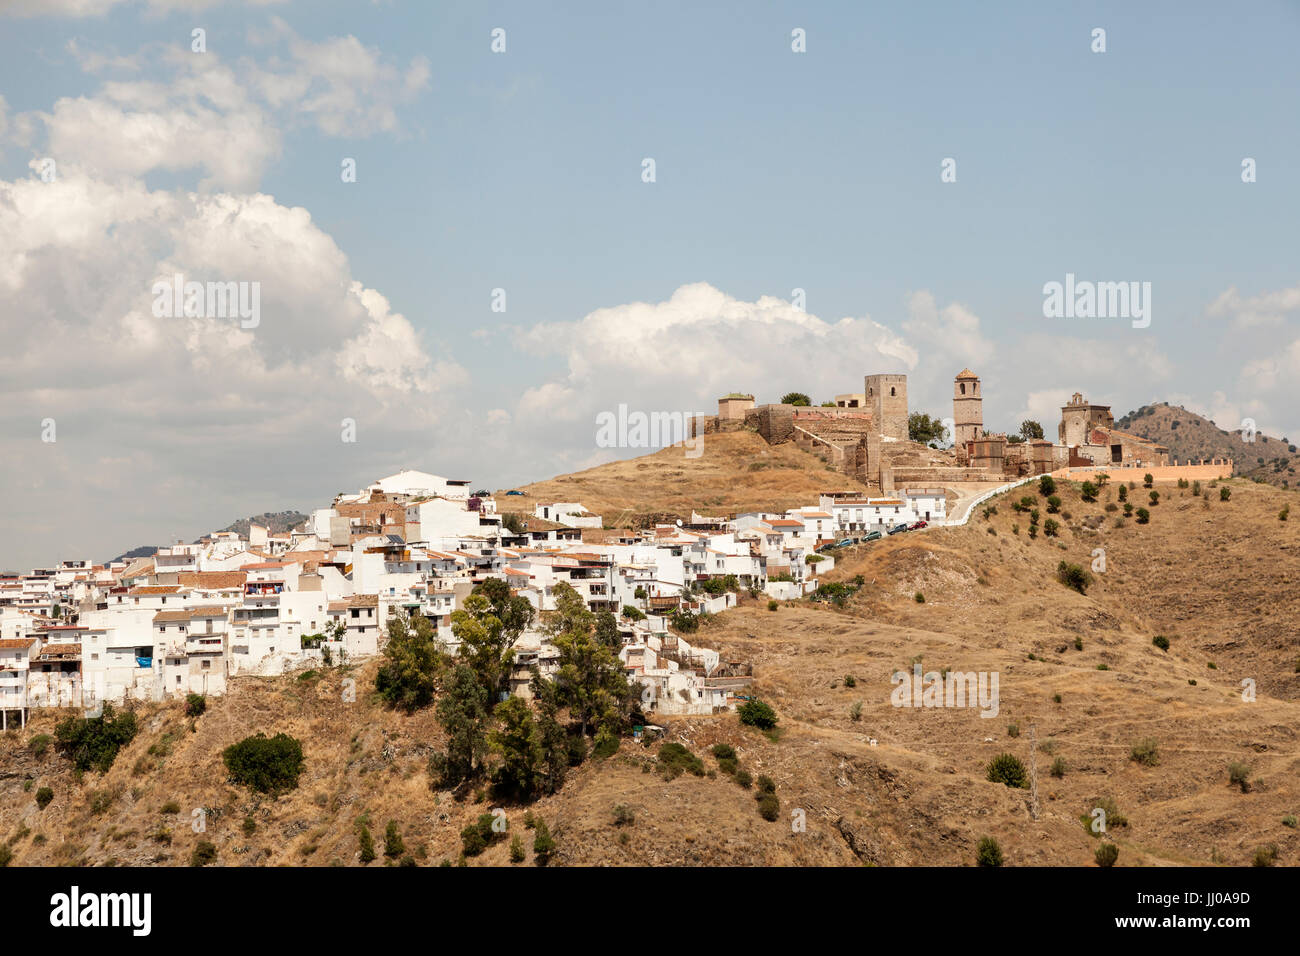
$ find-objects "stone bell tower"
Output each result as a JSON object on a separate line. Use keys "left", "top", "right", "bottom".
{"left": 953, "top": 368, "right": 983, "bottom": 446}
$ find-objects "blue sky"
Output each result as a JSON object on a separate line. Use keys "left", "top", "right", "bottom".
{"left": 1, "top": 0, "right": 1298, "bottom": 566}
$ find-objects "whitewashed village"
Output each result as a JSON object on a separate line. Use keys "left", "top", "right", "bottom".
{"left": 0, "top": 369, "right": 1231, "bottom": 731}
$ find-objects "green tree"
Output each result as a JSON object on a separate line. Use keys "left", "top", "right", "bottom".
{"left": 1020, "top": 420, "right": 1045, "bottom": 441}
{"left": 490, "top": 696, "right": 546, "bottom": 800}
{"left": 384, "top": 820, "right": 406, "bottom": 858}
{"left": 431, "top": 664, "right": 490, "bottom": 787}
{"left": 594, "top": 610, "right": 620, "bottom": 649}
{"left": 450, "top": 593, "right": 520, "bottom": 701}
{"left": 358, "top": 824, "right": 376, "bottom": 863}
{"left": 532, "top": 819, "right": 555, "bottom": 865}
{"left": 986, "top": 753, "right": 1029, "bottom": 789}
{"left": 531, "top": 676, "right": 570, "bottom": 795}
{"left": 738, "top": 699, "right": 778, "bottom": 730}
{"left": 548, "top": 583, "right": 632, "bottom": 738}
{"left": 1038, "top": 475, "right": 1057, "bottom": 497}
{"left": 374, "top": 610, "right": 447, "bottom": 712}
{"left": 54, "top": 704, "right": 139, "bottom": 774}
{"left": 976, "top": 836, "right": 1004, "bottom": 867}
{"left": 222, "top": 733, "right": 304, "bottom": 795}
{"left": 908, "top": 412, "right": 948, "bottom": 445}
{"left": 781, "top": 392, "right": 811, "bottom": 406}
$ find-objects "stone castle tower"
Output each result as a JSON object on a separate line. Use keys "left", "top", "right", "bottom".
{"left": 953, "top": 368, "right": 983, "bottom": 446}
{"left": 865, "top": 373, "right": 908, "bottom": 441}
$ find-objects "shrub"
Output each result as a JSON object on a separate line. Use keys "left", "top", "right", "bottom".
{"left": 975, "top": 836, "right": 1003, "bottom": 867}
{"left": 1252, "top": 844, "right": 1278, "bottom": 867}
{"left": 242, "top": 815, "right": 256, "bottom": 835}
{"left": 849, "top": 701, "right": 863, "bottom": 722}
{"left": 1220, "top": 486, "right": 1231, "bottom": 501}
{"left": 1280, "top": 506, "right": 1290, "bottom": 522}
{"left": 1282, "top": 816, "right": 1297, "bottom": 829}
{"left": 767, "top": 600, "right": 778, "bottom": 611}
{"left": 1007, "top": 723, "right": 1020, "bottom": 738}
{"left": 1043, "top": 518, "right": 1060, "bottom": 537}
{"left": 738, "top": 699, "right": 778, "bottom": 730}
{"left": 0, "top": 845, "right": 11, "bottom": 868}
{"left": 843, "top": 674, "right": 856, "bottom": 688}
{"left": 612, "top": 804, "right": 636, "bottom": 826}
{"left": 28, "top": 734, "right": 52, "bottom": 758}
{"left": 658, "top": 742, "right": 705, "bottom": 779}
{"left": 1227, "top": 762, "right": 1251, "bottom": 793}
{"left": 1143, "top": 473, "right": 1153, "bottom": 488}
{"left": 756, "top": 792, "right": 780, "bottom": 822}
{"left": 1050, "top": 757, "right": 1067, "bottom": 778}
{"left": 1135, "top": 507, "right": 1150, "bottom": 524}
{"left": 711, "top": 743, "right": 736, "bottom": 760}
{"left": 183, "top": 693, "right": 206, "bottom": 718}
{"left": 757, "top": 774, "right": 776, "bottom": 795}
{"left": 914, "top": 592, "right": 925, "bottom": 604}
{"left": 384, "top": 820, "right": 406, "bottom": 858}
{"left": 1117, "top": 485, "right": 1127, "bottom": 502}
{"left": 1148, "top": 490, "right": 1159, "bottom": 506}
{"left": 1038, "top": 476, "right": 1056, "bottom": 497}
{"left": 1152, "top": 635, "right": 1170, "bottom": 651}
{"left": 54, "top": 705, "right": 138, "bottom": 774}
{"left": 1130, "top": 738, "right": 1160, "bottom": 767}
{"left": 1056, "top": 561, "right": 1092, "bottom": 594}
{"left": 221, "top": 733, "right": 304, "bottom": 795}
{"left": 532, "top": 820, "right": 555, "bottom": 865}
{"left": 358, "top": 825, "right": 376, "bottom": 863}
{"left": 1080, "top": 482, "right": 1098, "bottom": 503}
{"left": 35, "top": 787, "right": 54, "bottom": 809}
{"left": 1191, "top": 480, "right": 1201, "bottom": 496}
{"left": 1094, "top": 843, "right": 1119, "bottom": 867}
{"left": 160, "top": 800, "right": 180, "bottom": 814}
{"left": 621, "top": 605, "right": 645, "bottom": 621}
{"left": 190, "top": 841, "right": 217, "bottom": 867}
{"left": 509, "top": 834, "right": 525, "bottom": 863}
{"left": 986, "top": 753, "right": 1029, "bottom": 789}
{"left": 1046, "top": 494, "right": 1061, "bottom": 514}
{"left": 734, "top": 769, "right": 753, "bottom": 789}
{"left": 461, "top": 812, "right": 503, "bottom": 857}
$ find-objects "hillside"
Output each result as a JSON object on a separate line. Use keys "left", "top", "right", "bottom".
{"left": 1116, "top": 403, "right": 1298, "bottom": 488}
{"left": 500, "top": 430, "right": 866, "bottom": 528}
{"left": 5, "top": 469, "right": 1298, "bottom": 867}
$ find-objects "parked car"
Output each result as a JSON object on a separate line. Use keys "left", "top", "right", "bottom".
{"left": 887, "top": 523, "right": 909, "bottom": 535}
{"left": 505, "top": 490, "right": 524, "bottom": 495}
{"left": 833, "top": 538, "right": 853, "bottom": 549}
{"left": 909, "top": 520, "right": 928, "bottom": 530}
{"left": 862, "top": 531, "right": 883, "bottom": 541}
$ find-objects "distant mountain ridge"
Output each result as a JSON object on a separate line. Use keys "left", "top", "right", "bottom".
{"left": 105, "top": 510, "right": 307, "bottom": 565}
{"left": 1116, "top": 402, "right": 1298, "bottom": 488}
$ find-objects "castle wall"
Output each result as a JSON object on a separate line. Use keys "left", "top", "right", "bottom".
{"left": 865, "top": 374, "right": 908, "bottom": 441}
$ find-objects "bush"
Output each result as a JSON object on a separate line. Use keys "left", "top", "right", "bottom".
{"left": 711, "top": 743, "right": 736, "bottom": 760}
{"left": 914, "top": 592, "right": 925, "bottom": 604}
{"left": 766, "top": 600, "right": 778, "bottom": 611}
{"left": 1046, "top": 494, "right": 1061, "bottom": 514}
{"left": 1227, "top": 762, "right": 1251, "bottom": 793}
{"left": 54, "top": 704, "right": 139, "bottom": 773}
{"left": 986, "top": 753, "right": 1029, "bottom": 789}
{"left": 1130, "top": 738, "right": 1160, "bottom": 767}
{"left": 738, "top": 699, "right": 778, "bottom": 730}
{"left": 384, "top": 820, "right": 406, "bottom": 858}
{"left": 975, "top": 836, "right": 1003, "bottom": 867}
{"left": 1050, "top": 757, "right": 1067, "bottom": 778}
{"left": 358, "top": 825, "right": 376, "bottom": 863}
{"left": 756, "top": 792, "right": 780, "bottom": 822}
{"left": 1135, "top": 507, "right": 1150, "bottom": 524}
{"left": 28, "top": 734, "right": 52, "bottom": 758}
{"left": 509, "top": 834, "right": 525, "bottom": 863}
{"left": 1056, "top": 561, "right": 1093, "bottom": 594}
{"left": 532, "top": 820, "right": 555, "bottom": 865}
{"left": 190, "top": 841, "right": 217, "bottom": 867}
{"left": 461, "top": 812, "right": 503, "bottom": 857}
{"left": 1220, "top": 486, "right": 1231, "bottom": 501}
{"left": 35, "top": 786, "right": 54, "bottom": 809}
{"left": 1080, "top": 481, "right": 1098, "bottom": 502}
{"left": 843, "top": 674, "right": 856, "bottom": 688}
{"left": 1148, "top": 491, "right": 1160, "bottom": 506}
{"left": 757, "top": 774, "right": 776, "bottom": 795}
{"left": 0, "top": 845, "right": 11, "bottom": 868}
{"left": 1038, "top": 476, "right": 1056, "bottom": 497}
{"left": 1152, "top": 635, "right": 1170, "bottom": 651}
{"left": 183, "top": 693, "right": 207, "bottom": 718}
{"left": 1043, "top": 518, "right": 1060, "bottom": 537}
{"left": 1282, "top": 815, "right": 1297, "bottom": 829}
{"left": 1252, "top": 844, "right": 1278, "bottom": 867}
{"left": 734, "top": 769, "right": 753, "bottom": 789}
{"left": 612, "top": 804, "right": 636, "bottom": 826}
{"left": 621, "top": 605, "right": 645, "bottom": 621}
{"left": 658, "top": 742, "right": 705, "bottom": 779}
{"left": 221, "top": 733, "right": 305, "bottom": 795}
{"left": 1094, "top": 843, "right": 1119, "bottom": 867}
{"left": 1143, "top": 473, "right": 1153, "bottom": 488}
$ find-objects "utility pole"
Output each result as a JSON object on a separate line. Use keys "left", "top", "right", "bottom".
{"left": 1028, "top": 722, "right": 1041, "bottom": 821}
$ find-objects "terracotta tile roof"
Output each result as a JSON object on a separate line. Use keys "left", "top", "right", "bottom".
{"left": 152, "top": 609, "right": 195, "bottom": 623}
{"left": 0, "top": 638, "right": 35, "bottom": 650}
{"left": 177, "top": 571, "right": 247, "bottom": 589}
{"left": 127, "top": 586, "right": 182, "bottom": 596}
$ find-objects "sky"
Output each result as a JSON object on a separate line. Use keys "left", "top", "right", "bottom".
{"left": 0, "top": 0, "right": 1297, "bottom": 568}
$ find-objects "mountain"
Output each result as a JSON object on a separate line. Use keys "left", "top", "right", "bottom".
{"left": 1116, "top": 402, "right": 1299, "bottom": 488}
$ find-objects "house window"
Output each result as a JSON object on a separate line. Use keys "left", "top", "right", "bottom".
{"left": 201, "top": 660, "right": 211, "bottom": 670}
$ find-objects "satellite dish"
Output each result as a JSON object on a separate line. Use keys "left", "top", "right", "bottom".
{"left": 675, "top": 519, "right": 682, "bottom": 527}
